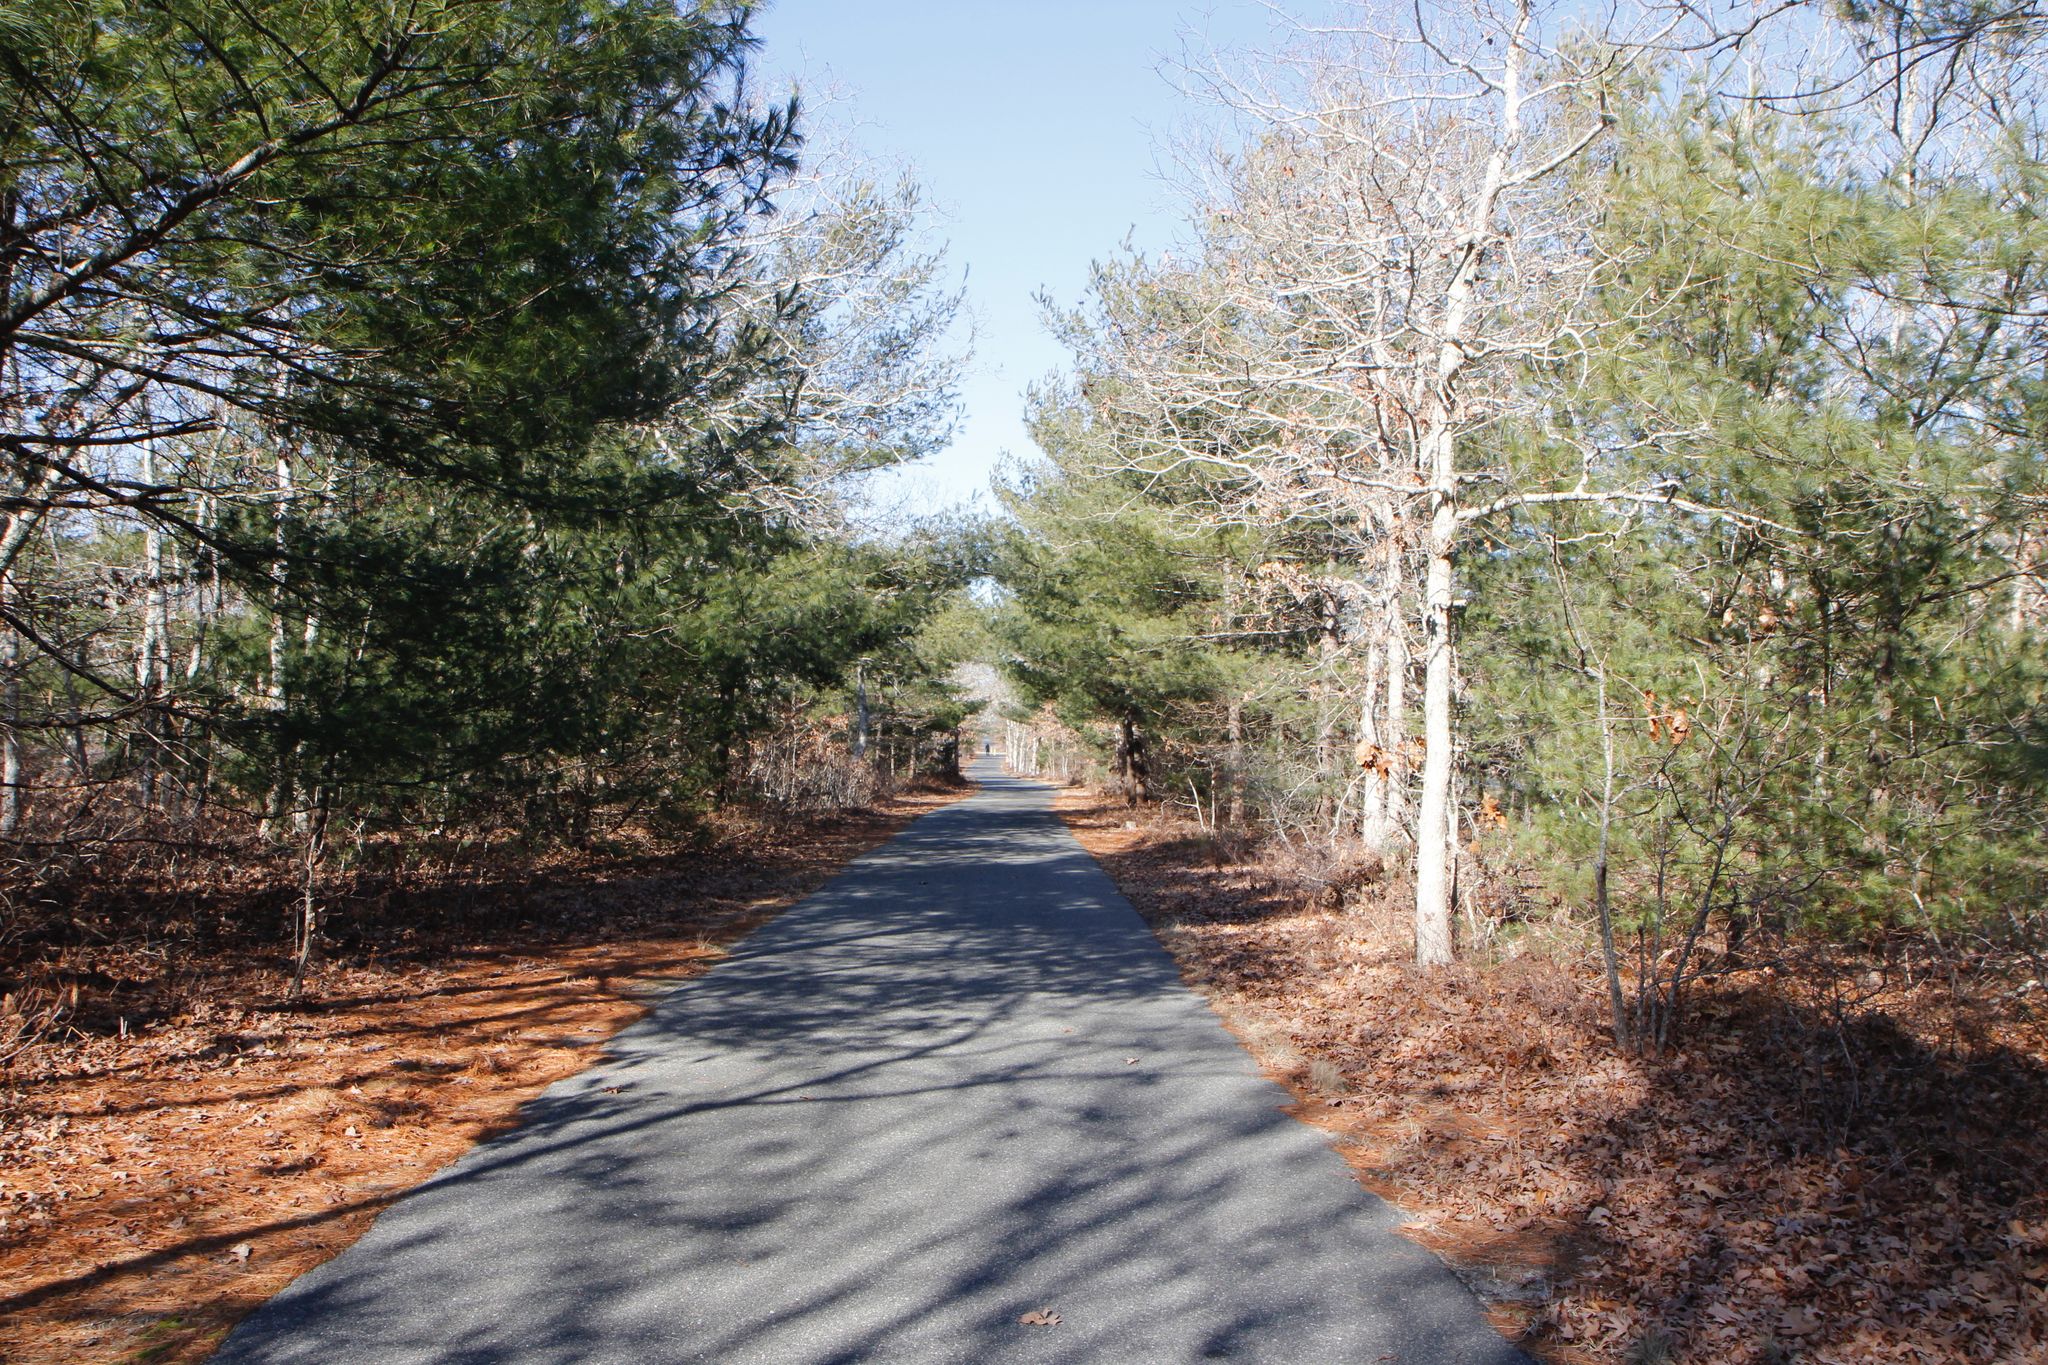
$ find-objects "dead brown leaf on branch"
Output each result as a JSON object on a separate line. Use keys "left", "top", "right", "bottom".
{"left": 1056, "top": 788, "right": 2048, "bottom": 1364}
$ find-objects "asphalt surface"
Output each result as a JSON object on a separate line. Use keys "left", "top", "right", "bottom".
{"left": 214, "top": 759, "right": 1528, "bottom": 1364}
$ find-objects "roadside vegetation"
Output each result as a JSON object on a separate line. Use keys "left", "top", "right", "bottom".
{"left": 995, "top": 1, "right": 2048, "bottom": 1359}
{"left": 1, "top": 5, "right": 982, "bottom": 1353}
{"left": 1061, "top": 791, "right": 2046, "bottom": 1362}
{"left": 0, "top": 784, "right": 969, "bottom": 1365}
{"left": 0, "top": 0, "right": 984, "bottom": 1033}
{"left": 5, "top": 0, "right": 2046, "bottom": 1361}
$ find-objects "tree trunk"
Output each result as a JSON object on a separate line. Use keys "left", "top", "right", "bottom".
{"left": 1378, "top": 524, "right": 1409, "bottom": 844}
{"left": 1225, "top": 696, "right": 1244, "bottom": 825}
{"left": 262, "top": 451, "right": 294, "bottom": 837}
{"left": 0, "top": 187, "right": 17, "bottom": 839}
{"left": 0, "top": 581, "right": 18, "bottom": 840}
{"left": 184, "top": 489, "right": 221, "bottom": 818}
{"left": 1593, "top": 668, "right": 1629, "bottom": 1050}
{"left": 135, "top": 443, "right": 169, "bottom": 812}
{"left": 286, "top": 782, "right": 333, "bottom": 1000}
{"left": 853, "top": 660, "right": 869, "bottom": 758}
{"left": 1358, "top": 640, "right": 1386, "bottom": 846}
{"left": 1405, "top": 5, "right": 1522, "bottom": 966}
{"left": 1116, "top": 714, "right": 1149, "bottom": 805}
{"left": 1315, "top": 594, "right": 1341, "bottom": 834}
{"left": 1412, "top": 428, "right": 1459, "bottom": 968}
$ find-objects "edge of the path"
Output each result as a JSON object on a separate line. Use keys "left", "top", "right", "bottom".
{"left": 1048, "top": 781, "right": 1557, "bottom": 1362}
{"left": 0, "top": 778, "right": 979, "bottom": 1365}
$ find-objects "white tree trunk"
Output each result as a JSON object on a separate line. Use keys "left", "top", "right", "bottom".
{"left": 853, "top": 661, "right": 869, "bottom": 758}
{"left": 186, "top": 491, "right": 217, "bottom": 684}
{"left": 1358, "top": 640, "right": 1386, "bottom": 844}
{"left": 136, "top": 443, "right": 169, "bottom": 811}
{"left": 0, "top": 583, "right": 18, "bottom": 839}
{"left": 262, "top": 451, "right": 294, "bottom": 836}
{"left": 1413, "top": 427, "right": 1460, "bottom": 967}
{"left": 1313, "top": 591, "right": 1347, "bottom": 840}
{"left": 1226, "top": 695, "right": 1245, "bottom": 825}
{"left": 1366, "top": 520, "right": 1409, "bottom": 848}
{"left": 1407, "top": 19, "right": 1519, "bottom": 963}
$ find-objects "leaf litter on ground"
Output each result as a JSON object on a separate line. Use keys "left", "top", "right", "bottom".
{"left": 0, "top": 782, "right": 973, "bottom": 1365}
{"left": 1055, "top": 788, "right": 2048, "bottom": 1365}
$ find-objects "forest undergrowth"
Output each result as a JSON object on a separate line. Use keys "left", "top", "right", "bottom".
{"left": 1057, "top": 789, "right": 2048, "bottom": 1365}
{"left": 0, "top": 778, "right": 971, "bottom": 1365}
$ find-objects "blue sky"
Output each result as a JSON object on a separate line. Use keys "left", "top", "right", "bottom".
{"left": 752, "top": 1, "right": 1289, "bottom": 515}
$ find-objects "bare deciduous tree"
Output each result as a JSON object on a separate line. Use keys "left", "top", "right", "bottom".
{"left": 1064, "top": 0, "right": 1684, "bottom": 962}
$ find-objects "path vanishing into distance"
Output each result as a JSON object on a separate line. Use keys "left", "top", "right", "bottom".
{"left": 215, "top": 760, "right": 1526, "bottom": 1364}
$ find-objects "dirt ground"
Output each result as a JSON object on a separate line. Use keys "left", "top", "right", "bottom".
{"left": 1056, "top": 789, "right": 2048, "bottom": 1365}
{"left": 0, "top": 783, "right": 970, "bottom": 1365}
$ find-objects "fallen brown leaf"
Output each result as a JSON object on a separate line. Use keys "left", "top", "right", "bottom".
{"left": 0, "top": 781, "right": 977, "bottom": 1365}
{"left": 1055, "top": 786, "right": 2048, "bottom": 1365}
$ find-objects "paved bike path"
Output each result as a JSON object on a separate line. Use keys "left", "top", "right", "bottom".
{"left": 215, "top": 761, "right": 1526, "bottom": 1363}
